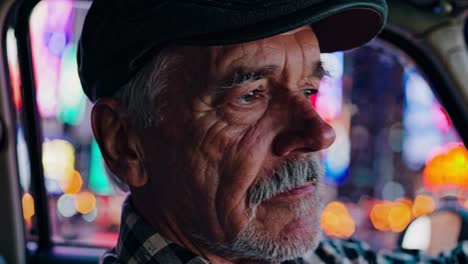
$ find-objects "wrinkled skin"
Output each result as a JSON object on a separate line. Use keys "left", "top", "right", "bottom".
{"left": 92, "top": 26, "right": 335, "bottom": 263}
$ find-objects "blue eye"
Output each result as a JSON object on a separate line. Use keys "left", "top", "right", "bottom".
{"left": 236, "top": 89, "right": 262, "bottom": 105}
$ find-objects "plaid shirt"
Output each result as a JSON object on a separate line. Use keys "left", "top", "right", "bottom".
{"left": 102, "top": 197, "right": 467, "bottom": 264}
{"left": 100, "top": 197, "right": 210, "bottom": 264}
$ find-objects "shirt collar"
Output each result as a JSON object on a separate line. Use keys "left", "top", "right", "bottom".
{"left": 112, "top": 196, "right": 210, "bottom": 264}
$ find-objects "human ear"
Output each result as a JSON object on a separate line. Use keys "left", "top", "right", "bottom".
{"left": 91, "top": 98, "right": 148, "bottom": 187}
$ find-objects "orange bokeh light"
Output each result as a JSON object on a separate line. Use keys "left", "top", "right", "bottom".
{"left": 388, "top": 203, "right": 412, "bottom": 232}
{"left": 396, "top": 197, "right": 413, "bottom": 209}
{"left": 370, "top": 202, "right": 392, "bottom": 231}
{"left": 22, "top": 193, "right": 35, "bottom": 220}
{"left": 412, "top": 194, "right": 436, "bottom": 217}
{"left": 321, "top": 201, "right": 355, "bottom": 238}
{"left": 423, "top": 143, "right": 468, "bottom": 191}
{"left": 60, "top": 170, "right": 83, "bottom": 194}
{"left": 75, "top": 191, "right": 96, "bottom": 214}
{"left": 370, "top": 200, "right": 412, "bottom": 233}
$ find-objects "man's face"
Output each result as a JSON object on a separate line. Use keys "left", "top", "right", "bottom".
{"left": 137, "top": 27, "right": 335, "bottom": 261}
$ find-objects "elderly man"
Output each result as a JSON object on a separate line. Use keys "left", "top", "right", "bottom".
{"left": 78, "top": 1, "right": 387, "bottom": 263}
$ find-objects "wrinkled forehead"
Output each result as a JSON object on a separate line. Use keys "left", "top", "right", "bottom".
{"left": 172, "top": 27, "right": 322, "bottom": 96}
{"left": 210, "top": 26, "right": 320, "bottom": 71}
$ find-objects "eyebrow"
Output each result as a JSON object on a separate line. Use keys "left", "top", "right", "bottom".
{"left": 210, "top": 60, "right": 328, "bottom": 95}
{"left": 313, "top": 61, "right": 330, "bottom": 79}
{"left": 218, "top": 65, "right": 279, "bottom": 91}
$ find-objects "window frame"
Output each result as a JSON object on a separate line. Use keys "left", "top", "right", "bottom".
{"left": 0, "top": 0, "right": 26, "bottom": 263}
{"left": 379, "top": 29, "right": 468, "bottom": 145}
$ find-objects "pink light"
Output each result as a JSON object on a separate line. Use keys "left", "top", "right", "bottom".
{"left": 79, "top": 232, "right": 118, "bottom": 248}
{"left": 313, "top": 53, "right": 344, "bottom": 122}
{"left": 315, "top": 78, "right": 343, "bottom": 122}
{"left": 30, "top": 0, "right": 73, "bottom": 118}
{"left": 431, "top": 103, "right": 452, "bottom": 133}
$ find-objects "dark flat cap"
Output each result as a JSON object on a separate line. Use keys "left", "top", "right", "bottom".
{"left": 78, "top": 0, "right": 388, "bottom": 102}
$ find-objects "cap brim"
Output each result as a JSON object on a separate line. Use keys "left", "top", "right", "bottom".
{"left": 178, "top": 4, "right": 386, "bottom": 53}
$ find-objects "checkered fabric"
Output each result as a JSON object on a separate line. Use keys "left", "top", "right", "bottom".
{"left": 100, "top": 197, "right": 209, "bottom": 264}
{"left": 102, "top": 197, "right": 467, "bottom": 263}
{"left": 312, "top": 239, "right": 468, "bottom": 264}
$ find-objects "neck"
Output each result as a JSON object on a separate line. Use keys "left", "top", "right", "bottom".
{"left": 131, "top": 196, "right": 282, "bottom": 264}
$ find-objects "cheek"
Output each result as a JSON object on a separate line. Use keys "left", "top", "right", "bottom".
{"left": 184, "top": 109, "right": 279, "bottom": 240}
{"left": 218, "top": 101, "right": 268, "bottom": 126}
{"left": 212, "top": 121, "right": 279, "bottom": 238}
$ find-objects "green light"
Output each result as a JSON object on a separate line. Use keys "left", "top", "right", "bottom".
{"left": 57, "top": 44, "right": 86, "bottom": 126}
{"left": 89, "top": 140, "right": 114, "bottom": 195}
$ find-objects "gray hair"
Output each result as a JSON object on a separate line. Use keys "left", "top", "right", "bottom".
{"left": 107, "top": 47, "right": 180, "bottom": 190}
{"left": 113, "top": 47, "right": 180, "bottom": 128}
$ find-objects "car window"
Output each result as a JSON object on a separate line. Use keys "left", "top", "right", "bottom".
{"left": 7, "top": 0, "right": 467, "bottom": 252}
{"left": 28, "top": 0, "right": 128, "bottom": 248}
{"left": 6, "top": 0, "right": 127, "bottom": 248}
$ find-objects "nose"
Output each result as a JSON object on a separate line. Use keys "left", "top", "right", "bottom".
{"left": 272, "top": 97, "right": 336, "bottom": 157}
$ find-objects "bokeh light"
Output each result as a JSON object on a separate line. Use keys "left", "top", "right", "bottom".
{"left": 75, "top": 192, "right": 97, "bottom": 214}
{"left": 17, "top": 129, "right": 31, "bottom": 192}
{"left": 321, "top": 201, "right": 355, "bottom": 238}
{"left": 42, "top": 139, "right": 75, "bottom": 183}
{"left": 403, "top": 68, "right": 447, "bottom": 170}
{"left": 316, "top": 52, "right": 344, "bottom": 122}
{"left": 57, "top": 44, "right": 86, "bottom": 126}
{"left": 47, "top": 32, "right": 67, "bottom": 56}
{"left": 57, "top": 194, "right": 77, "bottom": 218}
{"left": 30, "top": 0, "right": 73, "bottom": 118}
{"left": 6, "top": 28, "right": 22, "bottom": 110}
{"left": 89, "top": 140, "right": 113, "bottom": 195}
{"left": 370, "top": 200, "right": 412, "bottom": 232}
{"left": 382, "top": 181, "right": 405, "bottom": 201}
{"left": 370, "top": 201, "right": 392, "bottom": 231}
{"left": 423, "top": 143, "right": 468, "bottom": 192}
{"left": 60, "top": 170, "right": 82, "bottom": 194}
{"left": 323, "top": 124, "right": 350, "bottom": 184}
{"left": 431, "top": 104, "right": 452, "bottom": 132}
{"left": 22, "top": 193, "right": 35, "bottom": 221}
{"left": 388, "top": 202, "right": 412, "bottom": 232}
{"left": 412, "top": 194, "right": 436, "bottom": 217}
{"left": 82, "top": 207, "right": 98, "bottom": 223}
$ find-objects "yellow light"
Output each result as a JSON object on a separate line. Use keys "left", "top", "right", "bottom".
{"left": 22, "top": 193, "right": 35, "bottom": 220}
{"left": 412, "top": 194, "right": 436, "bottom": 218}
{"left": 321, "top": 201, "right": 355, "bottom": 238}
{"left": 75, "top": 192, "right": 96, "bottom": 214}
{"left": 396, "top": 197, "right": 413, "bottom": 209}
{"left": 423, "top": 143, "right": 468, "bottom": 191}
{"left": 42, "top": 140, "right": 75, "bottom": 182}
{"left": 60, "top": 170, "right": 83, "bottom": 194}
{"left": 371, "top": 200, "right": 412, "bottom": 232}
{"left": 388, "top": 203, "right": 412, "bottom": 232}
{"left": 370, "top": 202, "right": 392, "bottom": 231}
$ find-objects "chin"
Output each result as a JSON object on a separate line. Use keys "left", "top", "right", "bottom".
{"left": 195, "top": 180, "right": 325, "bottom": 262}
{"left": 195, "top": 213, "right": 321, "bottom": 262}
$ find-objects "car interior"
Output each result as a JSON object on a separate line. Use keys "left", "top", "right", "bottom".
{"left": 0, "top": 0, "right": 467, "bottom": 263}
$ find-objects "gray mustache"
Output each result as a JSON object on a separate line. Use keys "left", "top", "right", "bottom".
{"left": 248, "top": 156, "right": 323, "bottom": 207}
